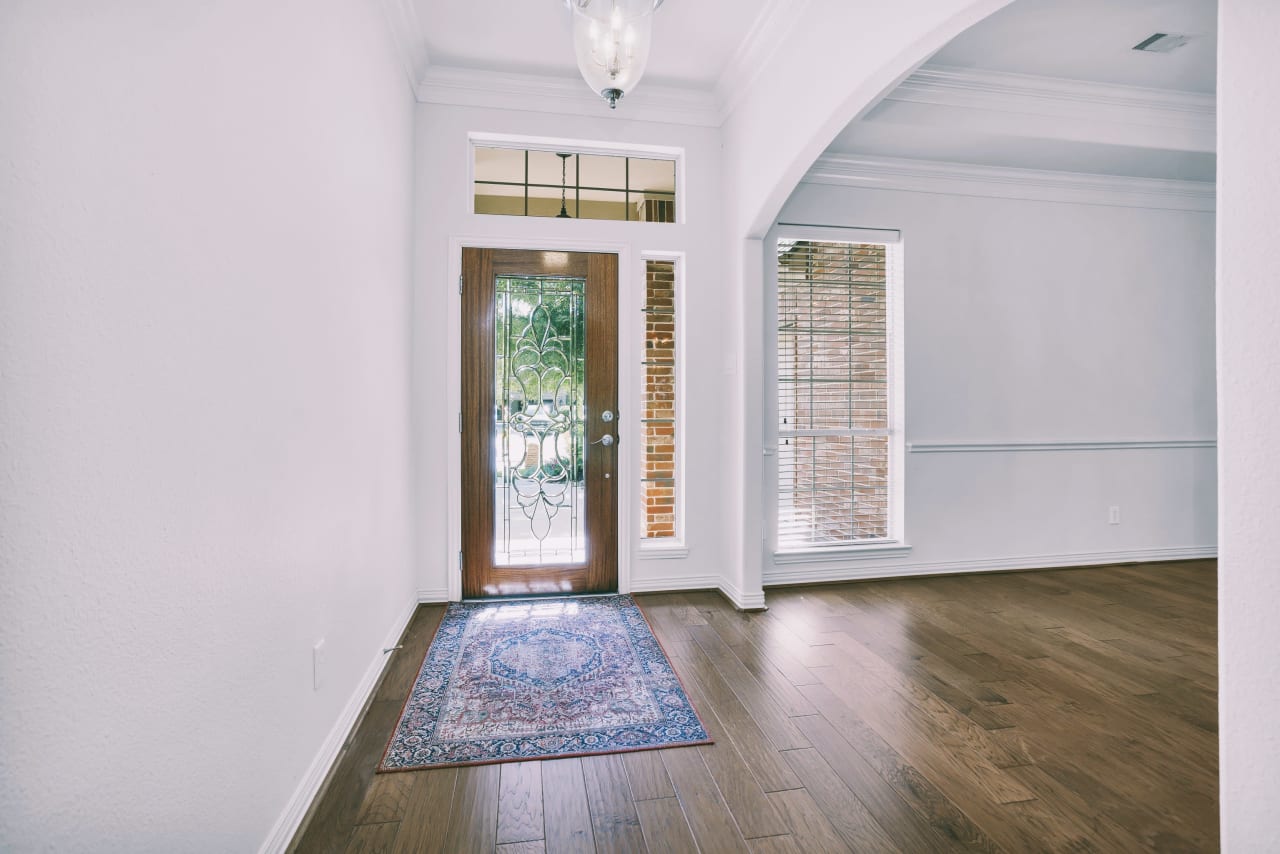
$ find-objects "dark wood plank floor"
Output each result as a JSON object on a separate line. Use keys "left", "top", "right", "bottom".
{"left": 290, "top": 561, "right": 1218, "bottom": 853}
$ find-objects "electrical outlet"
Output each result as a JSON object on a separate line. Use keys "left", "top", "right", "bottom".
{"left": 313, "top": 639, "right": 325, "bottom": 691}
{"left": 1108, "top": 506, "right": 1121, "bottom": 525}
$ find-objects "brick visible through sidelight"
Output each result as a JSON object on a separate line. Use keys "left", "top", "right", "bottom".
{"left": 641, "top": 259, "right": 677, "bottom": 539}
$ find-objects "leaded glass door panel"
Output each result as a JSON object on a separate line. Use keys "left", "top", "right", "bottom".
{"left": 461, "top": 248, "right": 618, "bottom": 598}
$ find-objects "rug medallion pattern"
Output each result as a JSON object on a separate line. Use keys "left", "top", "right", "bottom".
{"left": 379, "top": 595, "right": 711, "bottom": 770}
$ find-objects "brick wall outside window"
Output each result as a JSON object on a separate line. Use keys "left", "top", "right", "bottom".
{"left": 641, "top": 260, "right": 677, "bottom": 539}
{"left": 777, "top": 241, "right": 889, "bottom": 547}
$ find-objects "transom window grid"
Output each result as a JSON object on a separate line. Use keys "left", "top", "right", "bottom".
{"left": 474, "top": 146, "right": 676, "bottom": 223}
{"left": 641, "top": 259, "right": 677, "bottom": 539}
{"left": 777, "top": 240, "right": 891, "bottom": 549}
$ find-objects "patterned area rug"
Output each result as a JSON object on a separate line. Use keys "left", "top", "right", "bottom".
{"left": 379, "top": 595, "right": 711, "bottom": 770}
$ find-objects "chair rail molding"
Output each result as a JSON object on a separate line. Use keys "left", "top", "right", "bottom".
{"left": 907, "top": 438, "right": 1217, "bottom": 453}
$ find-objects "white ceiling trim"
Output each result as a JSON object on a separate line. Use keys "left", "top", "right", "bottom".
{"left": 394, "top": 21, "right": 1215, "bottom": 142}
{"left": 415, "top": 65, "right": 721, "bottom": 127}
{"left": 714, "top": 0, "right": 810, "bottom": 121}
{"left": 803, "top": 154, "right": 1215, "bottom": 212}
{"left": 377, "top": 0, "right": 430, "bottom": 87}
{"left": 408, "top": 0, "right": 804, "bottom": 127}
{"left": 897, "top": 64, "right": 1215, "bottom": 133}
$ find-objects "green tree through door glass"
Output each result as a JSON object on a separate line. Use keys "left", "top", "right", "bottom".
{"left": 494, "top": 276, "right": 587, "bottom": 565}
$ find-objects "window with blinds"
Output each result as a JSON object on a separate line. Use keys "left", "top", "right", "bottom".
{"left": 641, "top": 259, "right": 678, "bottom": 539}
{"left": 776, "top": 239, "right": 893, "bottom": 548}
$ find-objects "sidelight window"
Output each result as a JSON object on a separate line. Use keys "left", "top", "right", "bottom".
{"left": 640, "top": 257, "right": 680, "bottom": 540}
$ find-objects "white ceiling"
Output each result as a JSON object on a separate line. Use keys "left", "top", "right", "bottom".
{"left": 825, "top": 0, "right": 1218, "bottom": 182}
{"left": 931, "top": 0, "right": 1217, "bottom": 94}
{"left": 406, "top": 0, "right": 1218, "bottom": 182}
{"left": 412, "top": 0, "right": 773, "bottom": 89}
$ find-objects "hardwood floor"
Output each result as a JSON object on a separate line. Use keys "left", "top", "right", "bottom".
{"left": 289, "top": 561, "right": 1219, "bottom": 853}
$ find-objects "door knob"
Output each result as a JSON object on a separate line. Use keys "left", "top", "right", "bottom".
{"left": 591, "top": 434, "right": 615, "bottom": 447}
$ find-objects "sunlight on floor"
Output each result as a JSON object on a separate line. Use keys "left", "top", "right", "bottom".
{"left": 472, "top": 600, "right": 583, "bottom": 623}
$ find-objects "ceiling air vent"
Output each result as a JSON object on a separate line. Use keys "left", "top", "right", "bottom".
{"left": 1132, "top": 33, "right": 1193, "bottom": 53}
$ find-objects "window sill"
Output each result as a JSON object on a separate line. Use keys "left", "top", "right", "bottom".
{"left": 637, "top": 541, "right": 690, "bottom": 560}
{"left": 773, "top": 542, "right": 913, "bottom": 566}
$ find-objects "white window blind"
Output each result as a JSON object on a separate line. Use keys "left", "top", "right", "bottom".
{"left": 776, "top": 238, "right": 896, "bottom": 548}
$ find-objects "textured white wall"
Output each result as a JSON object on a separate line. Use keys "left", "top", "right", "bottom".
{"left": 1218, "top": 1, "right": 1280, "bottom": 847}
{"left": 0, "top": 1, "right": 416, "bottom": 850}
{"left": 771, "top": 184, "right": 1217, "bottom": 577}
{"left": 411, "top": 103, "right": 728, "bottom": 600}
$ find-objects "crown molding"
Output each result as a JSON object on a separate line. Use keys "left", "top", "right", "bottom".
{"left": 377, "top": 0, "right": 430, "bottom": 88}
{"left": 714, "top": 0, "right": 810, "bottom": 122}
{"left": 408, "top": 0, "right": 802, "bottom": 127}
{"left": 415, "top": 65, "right": 721, "bottom": 127}
{"left": 401, "top": 36, "right": 1214, "bottom": 142}
{"left": 803, "top": 153, "right": 1216, "bottom": 212}
{"left": 902, "top": 64, "right": 1216, "bottom": 127}
{"left": 880, "top": 64, "right": 1216, "bottom": 151}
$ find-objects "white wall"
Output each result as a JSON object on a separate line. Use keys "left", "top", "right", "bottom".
{"left": 718, "top": 0, "right": 1016, "bottom": 607}
{"left": 410, "top": 103, "right": 729, "bottom": 600}
{"left": 0, "top": 2, "right": 417, "bottom": 850}
{"left": 1218, "top": 1, "right": 1280, "bottom": 847}
{"left": 768, "top": 182, "right": 1216, "bottom": 582}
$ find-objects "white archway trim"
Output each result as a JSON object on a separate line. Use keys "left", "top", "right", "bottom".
{"left": 717, "top": 0, "right": 1018, "bottom": 610}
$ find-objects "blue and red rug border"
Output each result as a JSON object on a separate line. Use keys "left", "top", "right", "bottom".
{"left": 376, "top": 594, "right": 713, "bottom": 772}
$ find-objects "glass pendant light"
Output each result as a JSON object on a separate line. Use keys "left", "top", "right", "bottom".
{"left": 566, "top": 0, "right": 663, "bottom": 109}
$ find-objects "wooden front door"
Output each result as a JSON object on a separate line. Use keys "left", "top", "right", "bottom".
{"left": 461, "top": 248, "right": 619, "bottom": 598}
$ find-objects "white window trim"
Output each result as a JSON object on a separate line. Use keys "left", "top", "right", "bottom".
{"left": 765, "top": 223, "right": 908, "bottom": 560}
{"left": 637, "top": 250, "right": 687, "bottom": 557}
{"left": 773, "top": 543, "right": 913, "bottom": 565}
{"left": 467, "top": 132, "right": 686, "bottom": 225}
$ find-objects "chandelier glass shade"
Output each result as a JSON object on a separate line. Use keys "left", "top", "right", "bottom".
{"left": 568, "top": 0, "right": 661, "bottom": 109}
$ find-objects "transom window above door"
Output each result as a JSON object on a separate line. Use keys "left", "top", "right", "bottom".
{"left": 473, "top": 143, "right": 677, "bottom": 223}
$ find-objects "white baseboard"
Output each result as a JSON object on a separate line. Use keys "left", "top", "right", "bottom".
{"left": 762, "top": 545, "right": 1217, "bottom": 587}
{"left": 258, "top": 598, "right": 418, "bottom": 854}
{"left": 718, "top": 578, "right": 769, "bottom": 611}
{"left": 417, "top": 587, "right": 451, "bottom": 603}
{"left": 629, "top": 573, "right": 721, "bottom": 594}
{"left": 628, "top": 574, "right": 769, "bottom": 611}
